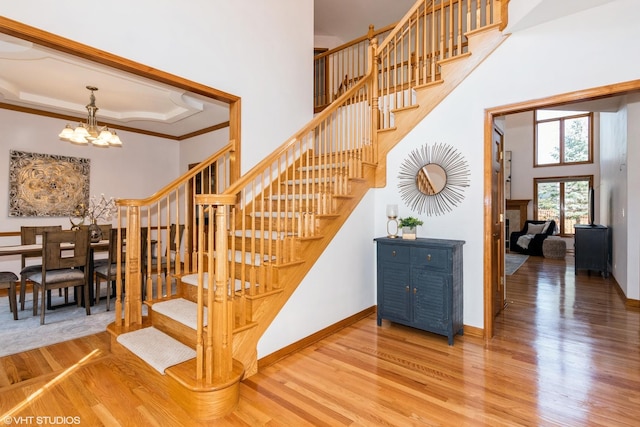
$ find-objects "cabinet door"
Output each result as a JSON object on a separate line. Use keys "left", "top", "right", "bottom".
{"left": 575, "top": 228, "right": 606, "bottom": 270}
{"left": 378, "top": 260, "right": 411, "bottom": 323}
{"left": 412, "top": 267, "right": 450, "bottom": 332}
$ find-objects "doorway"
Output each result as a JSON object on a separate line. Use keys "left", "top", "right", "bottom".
{"left": 483, "top": 80, "right": 640, "bottom": 341}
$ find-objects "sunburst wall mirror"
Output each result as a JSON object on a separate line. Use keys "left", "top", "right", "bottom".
{"left": 397, "top": 142, "right": 470, "bottom": 216}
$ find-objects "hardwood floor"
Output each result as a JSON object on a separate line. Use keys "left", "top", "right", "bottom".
{"left": 1, "top": 255, "right": 638, "bottom": 426}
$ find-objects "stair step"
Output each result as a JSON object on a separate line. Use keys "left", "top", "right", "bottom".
{"left": 116, "top": 326, "right": 196, "bottom": 374}
{"left": 285, "top": 177, "right": 336, "bottom": 185}
{"left": 234, "top": 229, "right": 295, "bottom": 239}
{"left": 267, "top": 194, "right": 320, "bottom": 200}
{"left": 181, "top": 273, "right": 246, "bottom": 291}
{"left": 153, "top": 298, "right": 206, "bottom": 329}
{"left": 297, "top": 163, "right": 346, "bottom": 172}
{"left": 250, "top": 211, "right": 300, "bottom": 218}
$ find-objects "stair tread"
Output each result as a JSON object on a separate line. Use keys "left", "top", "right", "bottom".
{"left": 153, "top": 298, "right": 206, "bottom": 329}
{"left": 234, "top": 229, "right": 295, "bottom": 238}
{"left": 116, "top": 326, "right": 196, "bottom": 374}
{"left": 181, "top": 273, "right": 247, "bottom": 291}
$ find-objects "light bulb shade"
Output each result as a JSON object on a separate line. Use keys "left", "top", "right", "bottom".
{"left": 73, "top": 124, "right": 90, "bottom": 138}
{"left": 92, "top": 138, "right": 109, "bottom": 147}
{"left": 70, "top": 134, "right": 88, "bottom": 144}
{"left": 109, "top": 132, "right": 123, "bottom": 146}
{"left": 58, "top": 125, "right": 74, "bottom": 140}
{"left": 386, "top": 204, "right": 398, "bottom": 218}
{"left": 98, "top": 129, "right": 113, "bottom": 140}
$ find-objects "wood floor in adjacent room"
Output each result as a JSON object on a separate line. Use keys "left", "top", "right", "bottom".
{"left": 1, "top": 255, "right": 639, "bottom": 426}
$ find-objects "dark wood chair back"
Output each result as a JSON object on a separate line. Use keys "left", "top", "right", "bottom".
{"left": 42, "top": 229, "right": 91, "bottom": 271}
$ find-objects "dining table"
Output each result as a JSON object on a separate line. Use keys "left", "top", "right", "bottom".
{"left": 0, "top": 239, "right": 110, "bottom": 308}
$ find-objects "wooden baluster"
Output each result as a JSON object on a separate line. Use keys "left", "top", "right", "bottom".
{"left": 467, "top": 0, "right": 472, "bottom": 35}
{"left": 457, "top": 0, "right": 463, "bottom": 55}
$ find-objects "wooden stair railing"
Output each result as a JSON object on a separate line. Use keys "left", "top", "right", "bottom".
{"left": 113, "top": 141, "right": 237, "bottom": 327}
{"left": 375, "top": 0, "right": 504, "bottom": 128}
{"left": 193, "top": 42, "right": 379, "bottom": 379}
{"left": 314, "top": 23, "right": 394, "bottom": 113}
{"left": 108, "top": 0, "right": 507, "bottom": 419}
{"left": 314, "top": 0, "right": 505, "bottom": 122}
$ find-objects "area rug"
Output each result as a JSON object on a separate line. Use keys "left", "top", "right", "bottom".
{"left": 505, "top": 253, "right": 529, "bottom": 275}
{"left": 0, "top": 291, "right": 115, "bottom": 357}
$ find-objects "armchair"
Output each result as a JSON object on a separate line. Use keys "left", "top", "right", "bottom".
{"left": 509, "top": 220, "right": 556, "bottom": 256}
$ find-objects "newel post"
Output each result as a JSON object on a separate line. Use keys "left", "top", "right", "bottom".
{"left": 122, "top": 205, "right": 143, "bottom": 327}
{"left": 195, "top": 194, "right": 236, "bottom": 383}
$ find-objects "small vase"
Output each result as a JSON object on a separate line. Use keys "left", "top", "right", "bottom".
{"left": 88, "top": 221, "right": 102, "bottom": 243}
{"left": 402, "top": 226, "right": 416, "bottom": 240}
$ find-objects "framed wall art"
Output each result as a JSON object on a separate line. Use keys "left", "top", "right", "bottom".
{"left": 9, "top": 150, "right": 90, "bottom": 217}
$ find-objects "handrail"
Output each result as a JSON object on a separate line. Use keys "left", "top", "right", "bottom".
{"left": 314, "top": 22, "right": 396, "bottom": 61}
{"left": 224, "top": 70, "right": 375, "bottom": 198}
{"left": 376, "top": 0, "right": 432, "bottom": 52}
{"left": 117, "top": 141, "right": 236, "bottom": 206}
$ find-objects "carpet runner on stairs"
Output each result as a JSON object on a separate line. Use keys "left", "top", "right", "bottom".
{"left": 116, "top": 326, "right": 196, "bottom": 374}
{"left": 152, "top": 298, "right": 207, "bottom": 329}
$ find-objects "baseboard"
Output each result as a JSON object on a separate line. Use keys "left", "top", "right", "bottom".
{"left": 257, "top": 306, "right": 376, "bottom": 369}
{"left": 607, "top": 274, "right": 640, "bottom": 307}
{"left": 463, "top": 324, "right": 484, "bottom": 339}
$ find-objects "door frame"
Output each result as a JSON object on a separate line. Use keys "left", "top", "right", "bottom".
{"left": 483, "top": 78, "right": 640, "bottom": 342}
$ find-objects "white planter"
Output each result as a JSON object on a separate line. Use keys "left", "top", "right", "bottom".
{"left": 402, "top": 226, "right": 416, "bottom": 240}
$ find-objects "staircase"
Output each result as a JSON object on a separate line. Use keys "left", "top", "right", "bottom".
{"left": 107, "top": 0, "right": 508, "bottom": 420}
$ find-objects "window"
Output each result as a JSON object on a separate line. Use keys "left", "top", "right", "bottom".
{"left": 534, "top": 176, "right": 592, "bottom": 235}
{"left": 535, "top": 110, "right": 592, "bottom": 166}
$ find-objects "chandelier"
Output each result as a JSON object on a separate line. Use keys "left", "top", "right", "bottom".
{"left": 58, "top": 86, "right": 123, "bottom": 147}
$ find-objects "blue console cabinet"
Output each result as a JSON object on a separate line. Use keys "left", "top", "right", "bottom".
{"left": 374, "top": 237, "right": 465, "bottom": 345}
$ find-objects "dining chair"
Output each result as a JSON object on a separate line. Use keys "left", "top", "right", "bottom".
{"left": 30, "top": 229, "right": 91, "bottom": 325}
{"left": 94, "top": 228, "right": 125, "bottom": 310}
{"left": 0, "top": 271, "right": 19, "bottom": 320}
{"left": 19, "top": 225, "right": 62, "bottom": 311}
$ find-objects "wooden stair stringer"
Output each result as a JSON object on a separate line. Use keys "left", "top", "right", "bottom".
{"left": 230, "top": 168, "right": 376, "bottom": 378}
{"left": 374, "top": 24, "right": 508, "bottom": 188}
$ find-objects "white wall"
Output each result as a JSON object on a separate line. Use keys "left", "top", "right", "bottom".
{"left": 503, "top": 111, "right": 601, "bottom": 221}
{"left": 600, "top": 105, "right": 628, "bottom": 294}
{"left": 258, "top": 191, "right": 376, "bottom": 356}
{"left": 624, "top": 97, "right": 640, "bottom": 300}
{"left": 374, "top": 0, "right": 640, "bottom": 328}
{"left": 179, "top": 128, "right": 230, "bottom": 173}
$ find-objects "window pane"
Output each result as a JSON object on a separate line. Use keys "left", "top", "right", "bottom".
{"left": 537, "top": 121, "right": 560, "bottom": 165}
{"left": 564, "top": 180, "right": 589, "bottom": 234}
{"left": 537, "top": 182, "right": 560, "bottom": 230}
{"left": 563, "top": 117, "right": 589, "bottom": 162}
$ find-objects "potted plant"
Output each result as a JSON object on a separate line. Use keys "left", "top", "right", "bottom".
{"left": 399, "top": 216, "right": 423, "bottom": 240}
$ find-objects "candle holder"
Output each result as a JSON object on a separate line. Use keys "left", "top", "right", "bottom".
{"left": 386, "top": 204, "right": 399, "bottom": 238}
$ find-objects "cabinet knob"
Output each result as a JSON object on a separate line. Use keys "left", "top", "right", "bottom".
{"left": 392, "top": 250, "right": 396, "bottom": 257}
{"left": 426, "top": 254, "right": 431, "bottom": 261}
{"left": 413, "top": 287, "right": 417, "bottom": 294}
{"left": 405, "top": 285, "right": 409, "bottom": 292}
